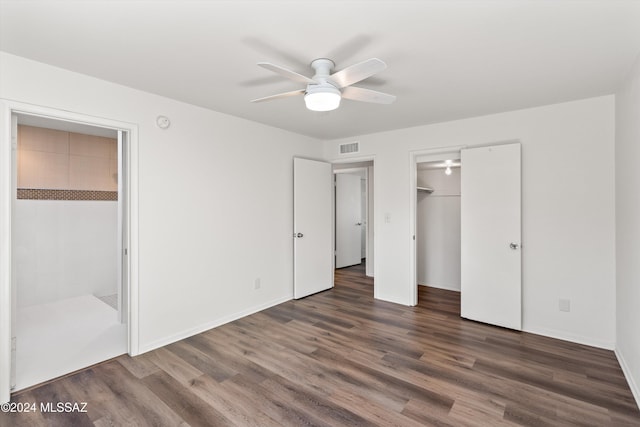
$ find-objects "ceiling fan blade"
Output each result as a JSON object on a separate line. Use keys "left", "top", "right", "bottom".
{"left": 329, "top": 58, "right": 387, "bottom": 88}
{"left": 250, "top": 89, "right": 305, "bottom": 103}
{"left": 257, "top": 62, "right": 316, "bottom": 84}
{"left": 341, "top": 86, "right": 396, "bottom": 104}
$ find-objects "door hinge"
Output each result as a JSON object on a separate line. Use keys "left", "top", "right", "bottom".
{"left": 124, "top": 248, "right": 128, "bottom": 255}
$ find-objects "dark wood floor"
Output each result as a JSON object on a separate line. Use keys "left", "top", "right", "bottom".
{"left": 3, "top": 264, "right": 639, "bottom": 426}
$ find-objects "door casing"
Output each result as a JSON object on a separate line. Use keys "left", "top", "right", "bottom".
{"left": 0, "top": 100, "right": 140, "bottom": 403}
{"left": 331, "top": 157, "right": 376, "bottom": 288}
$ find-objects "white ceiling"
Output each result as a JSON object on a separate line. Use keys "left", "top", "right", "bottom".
{"left": 1, "top": 0, "right": 639, "bottom": 140}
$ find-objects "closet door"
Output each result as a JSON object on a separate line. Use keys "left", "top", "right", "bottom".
{"left": 461, "top": 143, "right": 521, "bottom": 330}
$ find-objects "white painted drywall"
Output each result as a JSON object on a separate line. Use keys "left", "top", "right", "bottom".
{"left": 324, "top": 96, "right": 616, "bottom": 349}
{"left": 416, "top": 168, "right": 461, "bottom": 291}
{"left": 0, "top": 52, "right": 322, "bottom": 352}
{"left": 14, "top": 200, "right": 117, "bottom": 307}
{"left": 615, "top": 52, "right": 640, "bottom": 406}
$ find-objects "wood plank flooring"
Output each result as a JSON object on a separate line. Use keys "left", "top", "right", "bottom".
{"left": 2, "top": 263, "right": 639, "bottom": 426}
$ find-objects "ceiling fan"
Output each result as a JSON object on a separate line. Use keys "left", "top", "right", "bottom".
{"left": 250, "top": 58, "right": 396, "bottom": 112}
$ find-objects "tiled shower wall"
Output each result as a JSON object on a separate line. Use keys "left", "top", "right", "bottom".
{"left": 15, "top": 125, "right": 119, "bottom": 306}
{"left": 17, "top": 125, "right": 118, "bottom": 200}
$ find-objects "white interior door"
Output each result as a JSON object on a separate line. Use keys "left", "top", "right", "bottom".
{"left": 461, "top": 143, "right": 521, "bottom": 330}
{"left": 335, "top": 173, "right": 362, "bottom": 268}
{"left": 293, "top": 158, "right": 333, "bottom": 299}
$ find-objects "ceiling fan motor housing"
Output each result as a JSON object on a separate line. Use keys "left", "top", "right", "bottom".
{"left": 310, "top": 58, "right": 335, "bottom": 78}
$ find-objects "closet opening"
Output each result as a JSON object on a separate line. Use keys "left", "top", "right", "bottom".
{"left": 411, "top": 149, "right": 462, "bottom": 305}
{"left": 416, "top": 159, "right": 461, "bottom": 298}
{"left": 10, "top": 113, "right": 128, "bottom": 391}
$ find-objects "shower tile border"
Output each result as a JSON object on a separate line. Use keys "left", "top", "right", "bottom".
{"left": 17, "top": 188, "right": 118, "bottom": 201}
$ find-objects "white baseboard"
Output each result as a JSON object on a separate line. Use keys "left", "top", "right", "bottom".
{"left": 138, "top": 294, "right": 292, "bottom": 354}
{"left": 418, "top": 282, "right": 461, "bottom": 292}
{"left": 523, "top": 325, "right": 615, "bottom": 350}
{"left": 615, "top": 348, "right": 640, "bottom": 410}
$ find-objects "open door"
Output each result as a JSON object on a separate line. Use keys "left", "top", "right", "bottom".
{"left": 335, "top": 173, "right": 362, "bottom": 268}
{"left": 461, "top": 143, "right": 521, "bottom": 330}
{"left": 293, "top": 158, "right": 333, "bottom": 299}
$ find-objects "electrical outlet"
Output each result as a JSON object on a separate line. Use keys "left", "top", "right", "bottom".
{"left": 559, "top": 298, "right": 570, "bottom": 312}
{"left": 254, "top": 278, "right": 261, "bottom": 290}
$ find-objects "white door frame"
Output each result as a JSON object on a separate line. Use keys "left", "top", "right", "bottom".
{"left": 409, "top": 140, "right": 520, "bottom": 306}
{"left": 0, "top": 100, "right": 140, "bottom": 403}
{"left": 331, "top": 156, "right": 376, "bottom": 291}
{"left": 410, "top": 146, "right": 464, "bottom": 306}
{"left": 334, "top": 167, "right": 368, "bottom": 268}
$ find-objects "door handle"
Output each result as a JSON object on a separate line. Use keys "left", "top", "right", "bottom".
{"left": 294, "top": 233, "right": 303, "bottom": 238}
{"left": 356, "top": 222, "right": 362, "bottom": 226}
{"left": 509, "top": 242, "right": 520, "bottom": 250}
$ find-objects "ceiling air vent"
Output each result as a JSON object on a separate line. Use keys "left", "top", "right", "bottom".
{"left": 339, "top": 141, "right": 359, "bottom": 154}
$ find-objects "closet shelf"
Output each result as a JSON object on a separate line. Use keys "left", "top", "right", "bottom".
{"left": 417, "top": 186, "right": 434, "bottom": 194}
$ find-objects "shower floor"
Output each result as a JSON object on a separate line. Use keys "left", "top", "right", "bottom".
{"left": 97, "top": 293, "right": 118, "bottom": 309}
{"left": 15, "top": 294, "right": 127, "bottom": 391}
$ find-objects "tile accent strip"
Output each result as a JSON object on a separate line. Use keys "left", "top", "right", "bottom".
{"left": 17, "top": 189, "right": 118, "bottom": 201}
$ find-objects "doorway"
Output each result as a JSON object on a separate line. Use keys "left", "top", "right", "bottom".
{"left": 416, "top": 159, "right": 462, "bottom": 294}
{"left": 411, "top": 149, "right": 462, "bottom": 305}
{"left": 0, "top": 101, "right": 139, "bottom": 403}
{"left": 335, "top": 169, "right": 365, "bottom": 269}
{"left": 12, "top": 115, "right": 127, "bottom": 391}
{"left": 410, "top": 143, "right": 522, "bottom": 329}
{"left": 333, "top": 160, "right": 374, "bottom": 286}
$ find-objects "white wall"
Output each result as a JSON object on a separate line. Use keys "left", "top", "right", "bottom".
{"left": 324, "top": 96, "right": 616, "bottom": 349}
{"left": 0, "top": 52, "right": 322, "bottom": 352}
{"left": 416, "top": 168, "right": 461, "bottom": 291}
{"left": 14, "top": 200, "right": 117, "bottom": 307}
{"left": 615, "top": 53, "right": 640, "bottom": 405}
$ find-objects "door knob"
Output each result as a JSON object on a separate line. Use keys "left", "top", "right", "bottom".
{"left": 356, "top": 222, "right": 362, "bottom": 226}
{"left": 509, "top": 242, "right": 520, "bottom": 250}
{"left": 296, "top": 233, "right": 303, "bottom": 238}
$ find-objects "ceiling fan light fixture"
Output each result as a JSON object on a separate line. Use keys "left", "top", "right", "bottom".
{"left": 304, "top": 85, "right": 341, "bottom": 112}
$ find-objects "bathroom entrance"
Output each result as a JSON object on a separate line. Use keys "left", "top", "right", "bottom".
{"left": 10, "top": 113, "right": 129, "bottom": 391}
